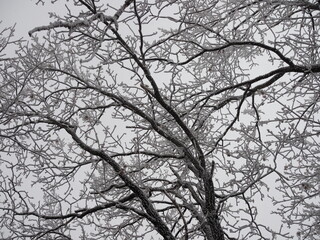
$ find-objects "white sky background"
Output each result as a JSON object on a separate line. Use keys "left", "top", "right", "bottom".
{"left": 0, "top": 0, "right": 56, "bottom": 38}
{"left": 0, "top": 1, "right": 304, "bottom": 239}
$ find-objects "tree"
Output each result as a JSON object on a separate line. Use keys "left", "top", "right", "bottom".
{"left": 0, "top": 0, "right": 320, "bottom": 239}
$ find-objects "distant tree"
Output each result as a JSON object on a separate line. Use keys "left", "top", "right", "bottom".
{"left": 0, "top": 0, "right": 319, "bottom": 239}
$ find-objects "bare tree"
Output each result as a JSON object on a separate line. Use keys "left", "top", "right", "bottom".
{"left": 1, "top": 0, "right": 320, "bottom": 239}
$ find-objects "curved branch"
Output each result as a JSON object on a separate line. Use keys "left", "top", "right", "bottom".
{"left": 147, "top": 41, "right": 295, "bottom": 67}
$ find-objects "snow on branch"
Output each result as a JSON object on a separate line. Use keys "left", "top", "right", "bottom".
{"left": 28, "top": 13, "right": 117, "bottom": 37}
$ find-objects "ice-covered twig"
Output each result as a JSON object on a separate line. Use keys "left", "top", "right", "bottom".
{"left": 28, "top": 0, "right": 135, "bottom": 37}
{"left": 28, "top": 13, "right": 117, "bottom": 37}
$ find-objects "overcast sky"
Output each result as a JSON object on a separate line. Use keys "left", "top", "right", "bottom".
{"left": 0, "top": 0, "right": 63, "bottom": 39}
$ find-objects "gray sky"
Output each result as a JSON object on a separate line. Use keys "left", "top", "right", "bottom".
{"left": 0, "top": 0, "right": 63, "bottom": 38}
